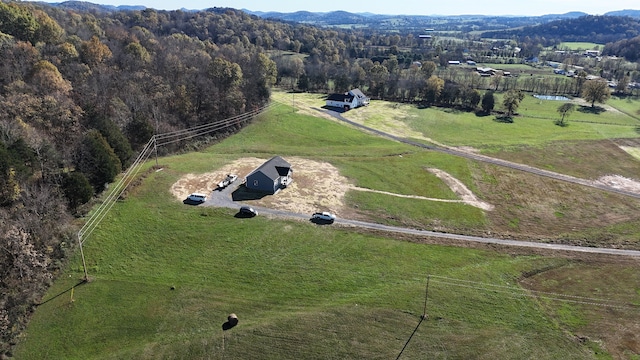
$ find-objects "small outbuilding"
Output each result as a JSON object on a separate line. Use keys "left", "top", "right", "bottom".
{"left": 245, "top": 156, "right": 292, "bottom": 194}
{"left": 326, "top": 89, "right": 370, "bottom": 111}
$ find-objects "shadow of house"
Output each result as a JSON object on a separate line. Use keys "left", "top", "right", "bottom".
{"left": 231, "top": 184, "right": 270, "bottom": 201}
{"left": 244, "top": 156, "right": 292, "bottom": 195}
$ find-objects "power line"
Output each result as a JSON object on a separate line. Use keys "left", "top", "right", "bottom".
{"left": 395, "top": 273, "right": 638, "bottom": 359}
{"left": 76, "top": 104, "right": 276, "bottom": 280}
{"left": 428, "top": 275, "right": 638, "bottom": 310}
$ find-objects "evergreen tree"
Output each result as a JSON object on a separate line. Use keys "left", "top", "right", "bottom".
{"left": 61, "top": 171, "right": 93, "bottom": 211}
{"left": 90, "top": 113, "right": 133, "bottom": 167}
{"left": 481, "top": 91, "right": 495, "bottom": 114}
{"left": 74, "top": 130, "right": 121, "bottom": 192}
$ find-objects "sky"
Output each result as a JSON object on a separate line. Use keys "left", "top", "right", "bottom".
{"left": 50, "top": 0, "right": 639, "bottom": 16}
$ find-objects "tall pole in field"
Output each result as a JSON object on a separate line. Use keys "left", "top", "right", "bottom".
{"left": 78, "top": 233, "right": 89, "bottom": 281}
{"left": 154, "top": 135, "right": 158, "bottom": 167}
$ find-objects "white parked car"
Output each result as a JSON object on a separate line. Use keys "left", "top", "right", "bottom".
{"left": 312, "top": 211, "right": 336, "bottom": 223}
{"left": 217, "top": 174, "right": 238, "bottom": 189}
{"left": 187, "top": 193, "right": 207, "bottom": 204}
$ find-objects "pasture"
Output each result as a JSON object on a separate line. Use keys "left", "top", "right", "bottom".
{"left": 15, "top": 98, "right": 640, "bottom": 359}
{"left": 275, "top": 90, "right": 640, "bottom": 242}
{"left": 556, "top": 42, "right": 603, "bottom": 50}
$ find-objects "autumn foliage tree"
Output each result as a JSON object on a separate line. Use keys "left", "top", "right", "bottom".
{"left": 424, "top": 75, "right": 444, "bottom": 104}
{"left": 502, "top": 89, "right": 525, "bottom": 117}
{"left": 581, "top": 79, "right": 611, "bottom": 107}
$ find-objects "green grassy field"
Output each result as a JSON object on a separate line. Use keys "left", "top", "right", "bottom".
{"left": 15, "top": 167, "right": 599, "bottom": 360}
{"left": 403, "top": 95, "right": 639, "bottom": 148}
{"left": 556, "top": 42, "right": 603, "bottom": 50}
{"left": 15, "top": 100, "right": 640, "bottom": 359}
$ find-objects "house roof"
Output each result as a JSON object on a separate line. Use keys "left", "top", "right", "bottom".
{"left": 350, "top": 89, "right": 368, "bottom": 100}
{"left": 248, "top": 156, "right": 291, "bottom": 181}
{"left": 327, "top": 89, "right": 369, "bottom": 103}
{"left": 327, "top": 93, "right": 354, "bottom": 102}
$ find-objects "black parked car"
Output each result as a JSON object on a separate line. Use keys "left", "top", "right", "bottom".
{"left": 239, "top": 206, "right": 257, "bottom": 217}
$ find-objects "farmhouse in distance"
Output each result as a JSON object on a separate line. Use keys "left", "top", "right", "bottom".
{"left": 325, "top": 89, "right": 370, "bottom": 111}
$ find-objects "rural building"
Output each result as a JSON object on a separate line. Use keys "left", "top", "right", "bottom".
{"left": 325, "top": 89, "right": 370, "bottom": 111}
{"left": 245, "top": 156, "right": 292, "bottom": 194}
{"left": 547, "top": 61, "right": 562, "bottom": 68}
{"left": 476, "top": 67, "right": 496, "bottom": 76}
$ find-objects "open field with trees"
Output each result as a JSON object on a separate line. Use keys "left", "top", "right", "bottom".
{"left": 15, "top": 106, "right": 640, "bottom": 359}
{"left": 2, "top": 1, "right": 640, "bottom": 358}
{"left": 273, "top": 91, "right": 640, "bottom": 246}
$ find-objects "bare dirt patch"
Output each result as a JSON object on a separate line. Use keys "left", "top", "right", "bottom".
{"left": 426, "top": 168, "right": 494, "bottom": 211}
{"left": 593, "top": 175, "right": 640, "bottom": 194}
{"left": 171, "top": 157, "right": 353, "bottom": 216}
{"left": 170, "top": 157, "right": 493, "bottom": 215}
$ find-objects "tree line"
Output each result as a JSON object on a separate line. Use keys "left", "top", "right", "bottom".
{"left": 0, "top": 3, "right": 281, "bottom": 354}
{"left": 0, "top": 2, "right": 631, "bottom": 356}
{"left": 481, "top": 15, "right": 640, "bottom": 45}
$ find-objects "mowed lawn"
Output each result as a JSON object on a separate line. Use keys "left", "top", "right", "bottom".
{"left": 16, "top": 102, "right": 640, "bottom": 359}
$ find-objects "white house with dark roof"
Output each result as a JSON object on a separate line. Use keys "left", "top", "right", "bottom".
{"left": 245, "top": 156, "right": 292, "bottom": 194}
{"left": 326, "top": 89, "right": 370, "bottom": 111}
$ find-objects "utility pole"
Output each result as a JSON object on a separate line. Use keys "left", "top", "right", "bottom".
{"left": 154, "top": 135, "right": 158, "bottom": 166}
{"left": 78, "top": 233, "right": 89, "bottom": 281}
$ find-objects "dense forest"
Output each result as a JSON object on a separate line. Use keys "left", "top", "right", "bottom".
{"left": 0, "top": 3, "right": 282, "bottom": 355}
{"left": 604, "top": 35, "right": 640, "bottom": 62}
{"left": 1, "top": 1, "right": 640, "bottom": 356}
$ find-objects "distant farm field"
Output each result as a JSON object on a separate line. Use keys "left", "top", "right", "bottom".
{"left": 15, "top": 96, "right": 640, "bottom": 359}
{"left": 286, "top": 90, "right": 640, "bottom": 149}
{"left": 556, "top": 42, "right": 603, "bottom": 50}
{"left": 271, "top": 90, "right": 640, "bottom": 244}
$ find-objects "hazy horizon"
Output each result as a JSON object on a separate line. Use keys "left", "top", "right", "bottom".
{"left": 37, "top": 0, "right": 640, "bottom": 16}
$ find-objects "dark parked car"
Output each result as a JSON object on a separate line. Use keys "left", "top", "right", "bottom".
{"left": 239, "top": 206, "right": 257, "bottom": 217}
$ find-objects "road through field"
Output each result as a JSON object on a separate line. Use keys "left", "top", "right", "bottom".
{"left": 318, "top": 108, "right": 640, "bottom": 200}
{"left": 207, "top": 181, "right": 640, "bottom": 258}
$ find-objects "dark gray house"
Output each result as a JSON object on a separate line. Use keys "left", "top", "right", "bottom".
{"left": 245, "top": 156, "right": 292, "bottom": 194}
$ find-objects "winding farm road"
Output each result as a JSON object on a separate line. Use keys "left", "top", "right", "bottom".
{"left": 207, "top": 181, "right": 640, "bottom": 258}
{"left": 200, "top": 105, "right": 640, "bottom": 258}
{"left": 319, "top": 108, "right": 640, "bottom": 200}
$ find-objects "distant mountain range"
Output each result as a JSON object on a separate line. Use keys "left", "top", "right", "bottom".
{"left": 33, "top": 2, "right": 640, "bottom": 26}
{"left": 41, "top": 1, "right": 146, "bottom": 11}
{"left": 246, "top": 9, "right": 640, "bottom": 24}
